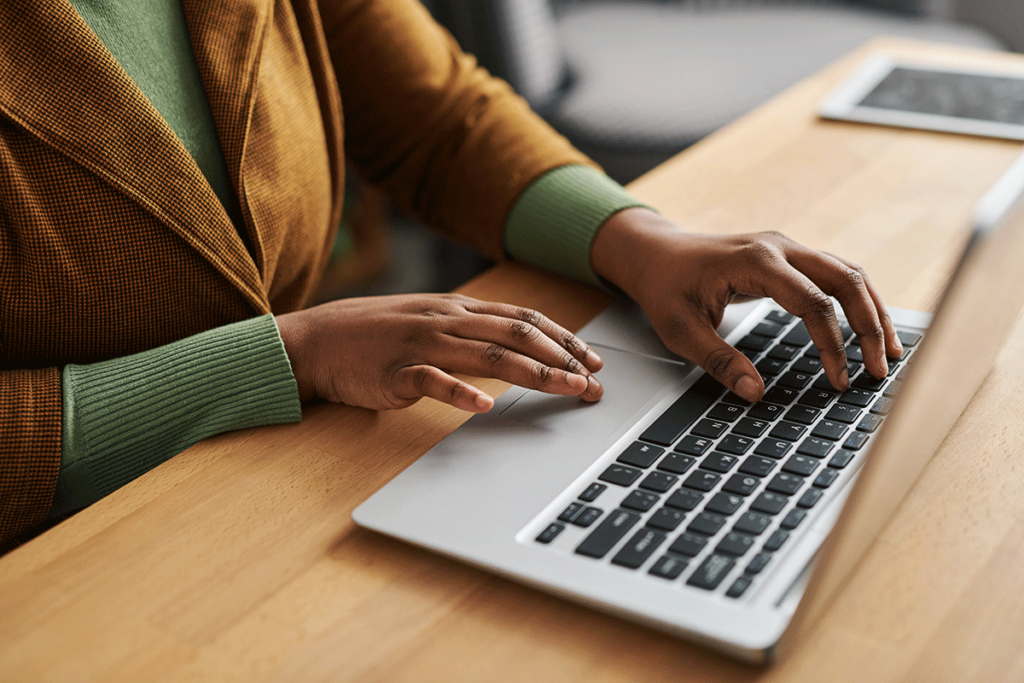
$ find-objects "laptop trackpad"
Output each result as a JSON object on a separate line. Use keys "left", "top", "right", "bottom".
{"left": 498, "top": 345, "right": 695, "bottom": 441}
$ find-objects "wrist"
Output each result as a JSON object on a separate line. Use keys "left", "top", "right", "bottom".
{"left": 591, "top": 207, "right": 682, "bottom": 298}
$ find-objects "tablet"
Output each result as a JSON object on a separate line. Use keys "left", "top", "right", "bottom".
{"left": 819, "top": 56, "right": 1024, "bottom": 141}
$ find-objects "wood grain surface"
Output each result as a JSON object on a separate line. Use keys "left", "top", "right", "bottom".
{"left": 3, "top": 39, "right": 1024, "bottom": 682}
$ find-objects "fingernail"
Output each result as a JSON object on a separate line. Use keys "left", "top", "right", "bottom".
{"left": 735, "top": 375, "right": 759, "bottom": 402}
{"left": 474, "top": 393, "right": 493, "bottom": 411}
{"left": 586, "top": 348, "right": 602, "bottom": 367}
{"left": 587, "top": 374, "right": 602, "bottom": 395}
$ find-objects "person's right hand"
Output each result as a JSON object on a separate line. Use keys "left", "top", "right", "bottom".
{"left": 275, "top": 293, "right": 604, "bottom": 413}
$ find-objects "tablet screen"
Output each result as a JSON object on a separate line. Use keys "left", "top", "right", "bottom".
{"left": 859, "top": 67, "right": 1024, "bottom": 125}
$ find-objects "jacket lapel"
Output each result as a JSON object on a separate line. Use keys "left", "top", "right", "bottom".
{"left": 0, "top": 1, "right": 270, "bottom": 313}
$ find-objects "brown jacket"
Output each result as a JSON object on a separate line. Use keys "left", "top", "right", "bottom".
{"left": 0, "top": 0, "right": 588, "bottom": 542}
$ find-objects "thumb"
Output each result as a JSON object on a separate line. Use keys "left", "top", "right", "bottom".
{"left": 684, "top": 323, "right": 764, "bottom": 403}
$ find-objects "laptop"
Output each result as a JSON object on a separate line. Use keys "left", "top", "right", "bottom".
{"left": 353, "top": 149, "right": 1024, "bottom": 663}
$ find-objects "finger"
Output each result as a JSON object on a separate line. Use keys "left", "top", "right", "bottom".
{"left": 434, "top": 338, "right": 602, "bottom": 402}
{"left": 669, "top": 315, "right": 764, "bottom": 402}
{"left": 826, "top": 252, "right": 903, "bottom": 359}
{"left": 784, "top": 248, "right": 887, "bottom": 378}
{"left": 735, "top": 258, "right": 850, "bottom": 391}
{"left": 460, "top": 300, "right": 603, "bottom": 372}
{"left": 393, "top": 365, "right": 495, "bottom": 413}
{"left": 448, "top": 312, "right": 598, "bottom": 383}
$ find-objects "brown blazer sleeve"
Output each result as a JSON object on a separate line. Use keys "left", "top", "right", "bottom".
{"left": 0, "top": 369, "right": 61, "bottom": 546}
{"left": 318, "top": 0, "right": 594, "bottom": 261}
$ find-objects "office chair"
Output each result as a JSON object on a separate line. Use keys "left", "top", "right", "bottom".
{"left": 430, "top": 0, "right": 1005, "bottom": 183}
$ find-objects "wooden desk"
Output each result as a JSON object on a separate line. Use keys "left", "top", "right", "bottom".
{"left": 3, "top": 39, "right": 1024, "bottom": 682}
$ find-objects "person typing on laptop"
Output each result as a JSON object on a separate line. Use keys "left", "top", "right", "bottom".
{"left": 0, "top": 0, "right": 900, "bottom": 549}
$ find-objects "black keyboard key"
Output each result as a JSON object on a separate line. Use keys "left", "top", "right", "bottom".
{"left": 750, "top": 491, "right": 789, "bottom": 515}
{"left": 780, "top": 508, "right": 807, "bottom": 529}
{"left": 792, "top": 356, "right": 823, "bottom": 374}
{"left": 657, "top": 453, "right": 697, "bottom": 475}
{"left": 687, "top": 554, "right": 736, "bottom": 590}
{"left": 738, "top": 455, "right": 776, "bottom": 477}
{"left": 621, "top": 490, "right": 660, "bottom": 512}
{"left": 688, "top": 512, "right": 727, "bottom": 536}
{"left": 843, "top": 431, "right": 870, "bottom": 451}
{"left": 770, "top": 420, "right": 807, "bottom": 442}
{"left": 798, "top": 488, "right": 824, "bottom": 509}
{"left": 734, "top": 511, "right": 772, "bottom": 535}
{"left": 811, "top": 420, "right": 848, "bottom": 441}
{"left": 575, "top": 506, "right": 603, "bottom": 527}
{"left": 669, "top": 532, "right": 708, "bottom": 557}
{"left": 784, "top": 405, "right": 820, "bottom": 425}
{"left": 751, "top": 321, "right": 785, "bottom": 338}
{"left": 799, "top": 388, "right": 838, "bottom": 409}
{"left": 576, "top": 509, "right": 640, "bottom": 558}
{"left": 897, "top": 330, "right": 922, "bottom": 347}
{"left": 763, "top": 386, "right": 800, "bottom": 405}
{"left": 828, "top": 449, "right": 856, "bottom": 469}
{"left": 612, "top": 528, "right": 667, "bottom": 568}
{"left": 845, "top": 344, "right": 864, "bottom": 362}
{"left": 683, "top": 469, "right": 721, "bottom": 492}
{"left": 705, "top": 492, "right": 745, "bottom": 515}
{"left": 707, "top": 403, "right": 744, "bottom": 422}
{"left": 732, "top": 418, "right": 770, "bottom": 438}
{"left": 745, "top": 551, "right": 772, "bottom": 574}
{"left": 755, "top": 439, "right": 793, "bottom": 459}
{"left": 558, "top": 502, "right": 584, "bottom": 523}
{"left": 722, "top": 392, "right": 752, "bottom": 407}
{"left": 674, "top": 435, "right": 713, "bottom": 456}
{"left": 778, "top": 371, "right": 814, "bottom": 389}
{"left": 718, "top": 434, "right": 755, "bottom": 455}
{"left": 797, "top": 437, "right": 835, "bottom": 458}
{"left": 579, "top": 483, "right": 607, "bottom": 502}
{"left": 814, "top": 468, "right": 840, "bottom": 488}
{"left": 616, "top": 442, "right": 664, "bottom": 468}
{"left": 852, "top": 373, "right": 886, "bottom": 392}
{"left": 871, "top": 397, "right": 895, "bottom": 415}
{"left": 764, "top": 529, "right": 790, "bottom": 551}
{"left": 536, "top": 523, "right": 564, "bottom": 544}
{"left": 716, "top": 532, "right": 755, "bottom": 557}
{"left": 857, "top": 414, "right": 884, "bottom": 433}
{"left": 782, "top": 454, "right": 820, "bottom": 476}
{"left": 747, "top": 401, "right": 785, "bottom": 422}
{"left": 649, "top": 554, "right": 688, "bottom": 580}
{"left": 666, "top": 488, "right": 704, "bottom": 511}
{"left": 701, "top": 452, "right": 739, "bottom": 473}
{"left": 691, "top": 419, "right": 728, "bottom": 439}
{"left": 766, "top": 473, "right": 804, "bottom": 495}
{"left": 639, "top": 471, "right": 677, "bottom": 493}
{"left": 838, "top": 388, "right": 874, "bottom": 407}
{"left": 647, "top": 507, "right": 687, "bottom": 531}
{"left": 767, "top": 310, "right": 795, "bottom": 325}
{"left": 722, "top": 474, "right": 761, "bottom": 496}
{"left": 639, "top": 374, "right": 725, "bottom": 446}
{"left": 599, "top": 464, "right": 643, "bottom": 487}
{"left": 737, "top": 334, "right": 772, "bottom": 352}
{"left": 782, "top": 324, "right": 812, "bottom": 347}
{"left": 825, "top": 404, "right": 861, "bottom": 424}
{"left": 768, "top": 344, "right": 802, "bottom": 361}
{"left": 726, "top": 575, "right": 753, "bottom": 598}
{"left": 756, "top": 357, "right": 789, "bottom": 376}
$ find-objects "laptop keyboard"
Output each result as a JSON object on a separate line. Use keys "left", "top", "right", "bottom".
{"left": 533, "top": 307, "right": 922, "bottom": 599}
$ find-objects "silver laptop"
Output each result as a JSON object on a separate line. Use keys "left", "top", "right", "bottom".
{"left": 353, "top": 150, "right": 1024, "bottom": 663}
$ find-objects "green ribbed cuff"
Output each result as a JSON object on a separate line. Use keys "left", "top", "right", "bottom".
{"left": 51, "top": 315, "right": 301, "bottom": 515}
{"left": 504, "top": 165, "right": 650, "bottom": 288}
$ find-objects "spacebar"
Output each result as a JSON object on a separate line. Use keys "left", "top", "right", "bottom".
{"left": 639, "top": 373, "right": 724, "bottom": 446}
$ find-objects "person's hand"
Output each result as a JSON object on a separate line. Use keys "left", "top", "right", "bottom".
{"left": 275, "top": 294, "right": 604, "bottom": 412}
{"left": 591, "top": 208, "right": 903, "bottom": 403}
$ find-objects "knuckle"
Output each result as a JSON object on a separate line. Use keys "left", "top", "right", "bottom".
{"left": 840, "top": 266, "right": 866, "bottom": 292}
{"left": 703, "top": 347, "right": 739, "bottom": 381}
{"left": 536, "top": 363, "right": 554, "bottom": 385}
{"left": 517, "top": 307, "right": 543, "bottom": 327}
{"left": 741, "top": 239, "right": 780, "bottom": 267}
{"left": 562, "top": 334, "right": 585, "bottom": 355}
{"left": 484, "top": 343, "right": 508, "bottom": 365}
{"left": 508, "top": 319, "right": 535, "bottom": 342}
{"left": 804, "top": 290, "right": 835, "bottom": 320}
{"left": 562, "top": 355, "right": 583, "bottom": 374}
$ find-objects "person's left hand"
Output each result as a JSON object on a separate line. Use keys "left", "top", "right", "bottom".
{"left": 590, "top": 208, "right": 903, "bottom": 403}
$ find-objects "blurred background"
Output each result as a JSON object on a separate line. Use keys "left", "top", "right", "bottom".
{"left": 315, "top": 0, "right": 1022, "bottom": 303}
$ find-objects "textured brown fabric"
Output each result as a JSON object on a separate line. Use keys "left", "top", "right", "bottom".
{"left": 0, "top": 0, "right": 589, "bottom": 544}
